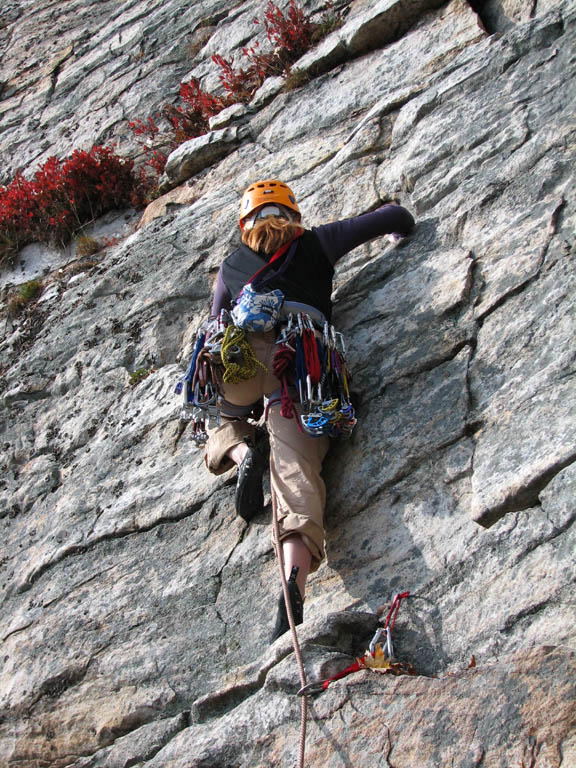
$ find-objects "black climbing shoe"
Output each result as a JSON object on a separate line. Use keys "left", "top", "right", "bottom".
{"left": 235, "top": 433, "right": 269, "bottom": 522}
{"left": 270, "top": 566, "right": 303, "bottom": 644}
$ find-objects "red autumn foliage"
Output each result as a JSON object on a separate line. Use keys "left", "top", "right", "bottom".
{"left": 128, "top": 116, "right": 168, "bottom": 201}
{"left": 212, "top": 1, "right": 318, "bottom": 103}
{"left": 129, "top": 0, "right": 333, "bottom": 171}
{"left": 212, "top": 53, "right": 263, "bottom": 103}
{"left": 0, "top": 145, "right": 140, "bottom": 264}
{"left": 129, "top": 79, "right": 227, "bottom": 201}
{"left": 260, "top": 0, "right": 314, "bottom": 64}
{"left": 0, "top": 1, "right": 343, "bottom": 267}
{"left": 168, "top": 78, "right": 226, "bottom": 141}
{"left": 128, "top": 116, "right": 160, "bottom": 142}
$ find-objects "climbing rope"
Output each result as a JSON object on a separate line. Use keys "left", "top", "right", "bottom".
{"left": 271, "top": 492, "right": 309, "bottom": 768}
{"left": 301, "top": 326, "right": 322, "bottom": 385}
{"left": 272, "top": 342, "right": 303, "bottom": 427}
{"left": 221, "top": 324, "right": 267, "bottom": 384}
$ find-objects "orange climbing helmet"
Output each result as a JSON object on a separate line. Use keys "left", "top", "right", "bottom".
{"left": 239, "top": 179, "right": 301, "bottom": 228}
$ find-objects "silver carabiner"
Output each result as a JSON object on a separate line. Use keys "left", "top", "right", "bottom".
{"left": 335, "top": 332, "right": 346, "bottom": 356}
{"left": 385, "top": 626, "right": 394, "bottom": 661}
{"left": 306, "top": 374, "right": 313, "bottom": 404}
{"left": 369, "top": 627, "right": 386, "bottom": 656}
{"left": 276, "top": 313, "right": 295, "bottom": 345}
{"left": 329, "top": 324, "right": 337, "bottom": 348}
{"left": 368, "top": 626, "right": 394, "bottom": 662}
{"left": 297, "top": 680, "right": 326, "bottom": 696}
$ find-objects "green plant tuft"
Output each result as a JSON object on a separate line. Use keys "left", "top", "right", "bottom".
{"left": 129, "top": 367, "right": 152, "bottom": 387}
{"left": 20, "top": 280, "right": 43, "bottom": 301}
{"left": 6, "top": 279, "right": 43, "bottom": 317}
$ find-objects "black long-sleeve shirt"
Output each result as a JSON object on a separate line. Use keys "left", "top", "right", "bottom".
{"left": 211, "top": 204, "right": 414, "bottom": 316}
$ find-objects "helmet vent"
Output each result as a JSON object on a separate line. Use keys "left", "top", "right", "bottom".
{"left": 239, "top": 179, "right": 300, "bottom": 227}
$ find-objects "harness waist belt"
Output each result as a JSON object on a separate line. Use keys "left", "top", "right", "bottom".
{"left": 280, "top": 301, "right": 327, "bottom": 328}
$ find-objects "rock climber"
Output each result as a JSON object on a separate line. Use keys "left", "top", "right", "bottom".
{"left": 204, "top": 179, "right": 415, "bottom": 642}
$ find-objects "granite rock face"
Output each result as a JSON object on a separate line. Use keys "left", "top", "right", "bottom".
{"left": 0, "top": 0, "right": 574, "bottom": 766}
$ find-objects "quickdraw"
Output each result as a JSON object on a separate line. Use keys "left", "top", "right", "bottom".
{"left": 175, "top": 310, "right": 231, "bottom": 445}
{"left": 274, "top": 313, "right": 357, "bottom": 439}
{"left": 297, "top": 591, "right": 414, "bottom": 696}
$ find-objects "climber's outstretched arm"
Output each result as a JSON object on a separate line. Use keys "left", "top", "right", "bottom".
{"left": 312, "top": 203, "right": 415, "bottom": 266}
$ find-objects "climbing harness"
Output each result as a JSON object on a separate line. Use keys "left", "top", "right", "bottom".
{"left": 297, "top": 591, "right": 414, "bottom": 696}
{"left": 273, "top": 312, "right": 357, "bottom": 439}
{"left": 176, "top": 308, "right": 357, "bottom": 444}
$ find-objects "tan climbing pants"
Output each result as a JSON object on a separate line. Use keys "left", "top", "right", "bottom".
{"left": 204, "top": 330, "right": 329, "bottom": 572}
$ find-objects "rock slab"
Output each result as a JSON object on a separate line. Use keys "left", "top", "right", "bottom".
{"left": 0, "top": 0, "right": 574, "bottom": 766}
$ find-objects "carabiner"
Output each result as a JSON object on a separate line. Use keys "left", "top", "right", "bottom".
{"left": 306, "top": 374, "right": 313, "bottom": 404}
{"left": 368, "top": 626, "right": 394, "bottom": 662}
{"left": 276, "top": 316, "right": 295, "bottom": 345}
{"left": 297, "top": 312, "right": 305, "bottom": 335}
{"left": 309, "top": 382, "right": 322, "bottom": 408}
{"left": 328, "top": 324, "right": 336, "bottom": 348}
{"left": 369, "top": 627, "right": 386, "bottom": 656}
{"left": 385, "top": 626, "right": 394, "bottom": 662}
{"left": 322, "top": 321, "right": 330, "bottom": 348}
{"left": 297, "top": 680, "right": 327, "bottom": 696}
{"left": 335, "top": 332, "right": 346, "bottom": 356}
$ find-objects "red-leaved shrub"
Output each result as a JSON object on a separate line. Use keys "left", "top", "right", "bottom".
{"left": 128, "top": 0, "right": 333, "bottom": 176}
{"left": 169, "top": 78, "right": 226, "bottom": 140}
{"left": 128, "top": 117, "right": 168, "bottom": 201}
{"left": 129, "top": 79, "right": 228, "bottom": 200}
{"left": 211, "top": 1, "right": 317, "bottom": 103}
{"left": 0, "top": 145, "right": 140, "bottom": 266}
{"left": 259, "top": 0, "right": 314, "bottom": 66}
{"left": 0, "top": 0, "right": 344, "bottom": 267}
{"left": 212, "top": 53, "right": 264, "bottom": 104}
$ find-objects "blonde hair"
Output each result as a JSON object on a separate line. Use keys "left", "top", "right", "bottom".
{"left": 241, "top": 217, "right": 303, "bottom": 255}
